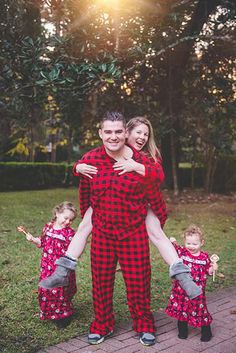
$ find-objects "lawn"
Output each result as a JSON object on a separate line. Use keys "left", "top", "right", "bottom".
{"left": 0, "top": 188, "right": 235, "bottom": 353}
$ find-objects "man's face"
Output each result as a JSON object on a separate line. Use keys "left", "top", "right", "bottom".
{"left": 99, "top": 120, "right": 127, "bottom": 154}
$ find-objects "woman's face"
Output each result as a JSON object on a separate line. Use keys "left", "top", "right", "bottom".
{"left": 127, "top": 123, "right": 149, "bottom": 151}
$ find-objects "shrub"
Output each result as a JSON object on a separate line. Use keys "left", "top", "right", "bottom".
{"left": 0, "top": 162, "right": 72, "bottom": 191}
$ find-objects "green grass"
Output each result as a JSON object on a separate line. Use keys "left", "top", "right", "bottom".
{"left": 0, "top": 188, "right": 235, "bottom": 353}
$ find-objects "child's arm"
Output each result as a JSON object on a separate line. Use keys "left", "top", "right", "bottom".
{"left": 17, "top": 225, "right": 41, "bottom": 247}
{"left": 26, "top": 233, "right": 41, "bottom": 247}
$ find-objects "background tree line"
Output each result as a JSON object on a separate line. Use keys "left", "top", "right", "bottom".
{"left": 0, "top": 0, "right": 235, "bottom": 193}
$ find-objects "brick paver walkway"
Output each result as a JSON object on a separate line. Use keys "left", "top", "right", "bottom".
{"left": 37, "top": 286, "right": 236, "bottom": 353}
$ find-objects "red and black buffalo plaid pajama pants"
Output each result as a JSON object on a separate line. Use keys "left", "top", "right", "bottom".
{"left": 90, "top": 223, "right": 155, "bottom": 335}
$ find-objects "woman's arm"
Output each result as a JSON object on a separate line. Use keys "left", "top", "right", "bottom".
{"left": 113, "top": 157, "right": 164, "bottom": 185}
{"left": 72, "top": 161, "right": 98, "bottom": 178}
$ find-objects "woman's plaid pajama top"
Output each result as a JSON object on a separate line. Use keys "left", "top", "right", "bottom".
{"left": 74, "top": 145, "right": 167, "bottom": 335}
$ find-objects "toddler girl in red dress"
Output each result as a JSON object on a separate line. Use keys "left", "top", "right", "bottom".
{"left": 18, "top": 201, "right": 77, "bottom": 328}
{"left": 165, "top": 224, "right": 218, "bottom": 342}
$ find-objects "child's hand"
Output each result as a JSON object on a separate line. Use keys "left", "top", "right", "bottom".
{"left": 17, "top": 225, "right": 33, "bottom": 242}
{"left": 211, "top": 262, "right": 218, "bottom": 272}
{"left": 25, "top": 233, "right": 33, "bottom": 242}
{"left": 170, "top": 237, "right": 177, "bottom": 243}
{"left": 17, "top": 225, "right": 27, "bottom": 235}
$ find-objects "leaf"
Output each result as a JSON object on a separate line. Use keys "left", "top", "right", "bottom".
{"left": 101, "top": 64, "right": 107, "bottom": 72}
{"left": 108, "top": 63, "right": 115, "bottom": 74}
{"left": 39, "top": 71, "right": 49, "bottom": 80}
{"left": 105, "top": 78, "right": 115, "bottom": 84}
{"left": 217, "top": 272, "right": 225, "bottom": 278}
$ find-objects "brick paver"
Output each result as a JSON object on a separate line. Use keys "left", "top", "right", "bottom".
{"left": 37, "top": 286, "right": 236, "bottom": 353}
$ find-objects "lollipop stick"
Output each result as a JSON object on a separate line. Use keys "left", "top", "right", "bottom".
{"left": 210, "top": 254, "right": 219, "bottom": 282}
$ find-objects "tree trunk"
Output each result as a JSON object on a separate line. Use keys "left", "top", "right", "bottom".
{"left": 160, "top": 0, "right": 220, "bottom": 188}
{"left": 170, "top": 131, "right": 179, "bottom": 196}
{"left": 168, "top": 62, "right": 179, "bottom": 195}
{"left": 67, "top": 127, "right": 73, "bottom": 164}
{"left": 204, "top": 145, "right": 216, "bottom": 193}
{"left": 51, "top": 133, "right": 57, "bottom": 163}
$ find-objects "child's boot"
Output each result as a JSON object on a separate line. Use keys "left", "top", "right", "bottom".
{"left": 201, "top": 325, "right": 212, "bottom": 342}
{"left": 39, "top": 256, "right": 77, "bottom": 289}
{"left": 177, "top": 320, "right": 188, "bottom": 339}
{"left": 54, "top": 316, "right": 73, "bottom": 329}
{"left": 169, "top": 259, "right": 202, "bottom": 299}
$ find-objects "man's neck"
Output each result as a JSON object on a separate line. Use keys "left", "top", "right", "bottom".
{"left": 105, "top": 145, "right": 133, "bottom": 161}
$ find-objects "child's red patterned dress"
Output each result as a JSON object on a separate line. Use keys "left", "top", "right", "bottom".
{"left": 166, "top": 243, "right": 212, "bottom": 327}
{"left": 38, "top": 224, "right": 77, "bottom": 321}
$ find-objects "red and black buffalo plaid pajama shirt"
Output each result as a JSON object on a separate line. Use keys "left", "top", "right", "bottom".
{"left": 73, "top": 145, "right": 167, "bottom": 335}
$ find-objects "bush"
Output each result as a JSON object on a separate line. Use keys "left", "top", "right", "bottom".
{"left": 213, "top": 155, "right": 236, "bottom": 192}
{"left": 0, "top": 162, "right": 78, "bottom": 191}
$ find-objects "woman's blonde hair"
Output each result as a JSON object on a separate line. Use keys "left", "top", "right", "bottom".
{"left": 126, "top": 116, "right": 161, "bottom": 162}
{"left": 183, "top": 224, "right": 204, "bottom": 241}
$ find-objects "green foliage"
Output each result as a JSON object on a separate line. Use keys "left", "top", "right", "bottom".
{"left": 0, "top": 0, "right": 235, "bottom": 194}
{"left": 0, "top": 162, "right": 73, "bottom": 191}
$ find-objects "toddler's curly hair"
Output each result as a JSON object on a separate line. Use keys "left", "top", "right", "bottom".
{"left": 182, "top": 224, "right": 204, "bottom": 241}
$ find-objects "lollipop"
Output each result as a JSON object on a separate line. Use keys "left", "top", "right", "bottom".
{"left": 210, "top": 254, "right": 219, "bottom": 281}
{"left": 17, "top": 225, "right": 28, "bottom": 236}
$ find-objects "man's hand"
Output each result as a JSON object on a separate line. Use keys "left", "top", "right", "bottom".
{"left": 76, "top": 163, "right": 98, "bottom": 179}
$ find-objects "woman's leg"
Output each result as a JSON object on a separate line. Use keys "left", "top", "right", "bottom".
{"left": 66, "top": 206, "right": 93, "bottom": 259}
{"left": 145, "top": 207, "right": 178, "bottom": 265}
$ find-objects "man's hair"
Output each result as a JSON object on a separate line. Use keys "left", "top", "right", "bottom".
{"left": 100, "top": 111, "right": 126, "bottom": 128}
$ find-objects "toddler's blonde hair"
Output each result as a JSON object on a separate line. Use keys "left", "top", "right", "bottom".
{"left": 183, "top": 224, "right": 204, "bottom": 241}
{"left": 51, "top": 201, "right": 77, "bottom": 222}
{"left": 41, "top": 201, "right": 77, "bottom": 238}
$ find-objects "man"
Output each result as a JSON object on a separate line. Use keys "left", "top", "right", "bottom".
{"left": 77, "top": 111, "right": 167, "bottom": 346}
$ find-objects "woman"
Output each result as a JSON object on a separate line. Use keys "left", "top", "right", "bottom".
{"left": 40, "top": 117, "right": 201, "bottom": 300}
